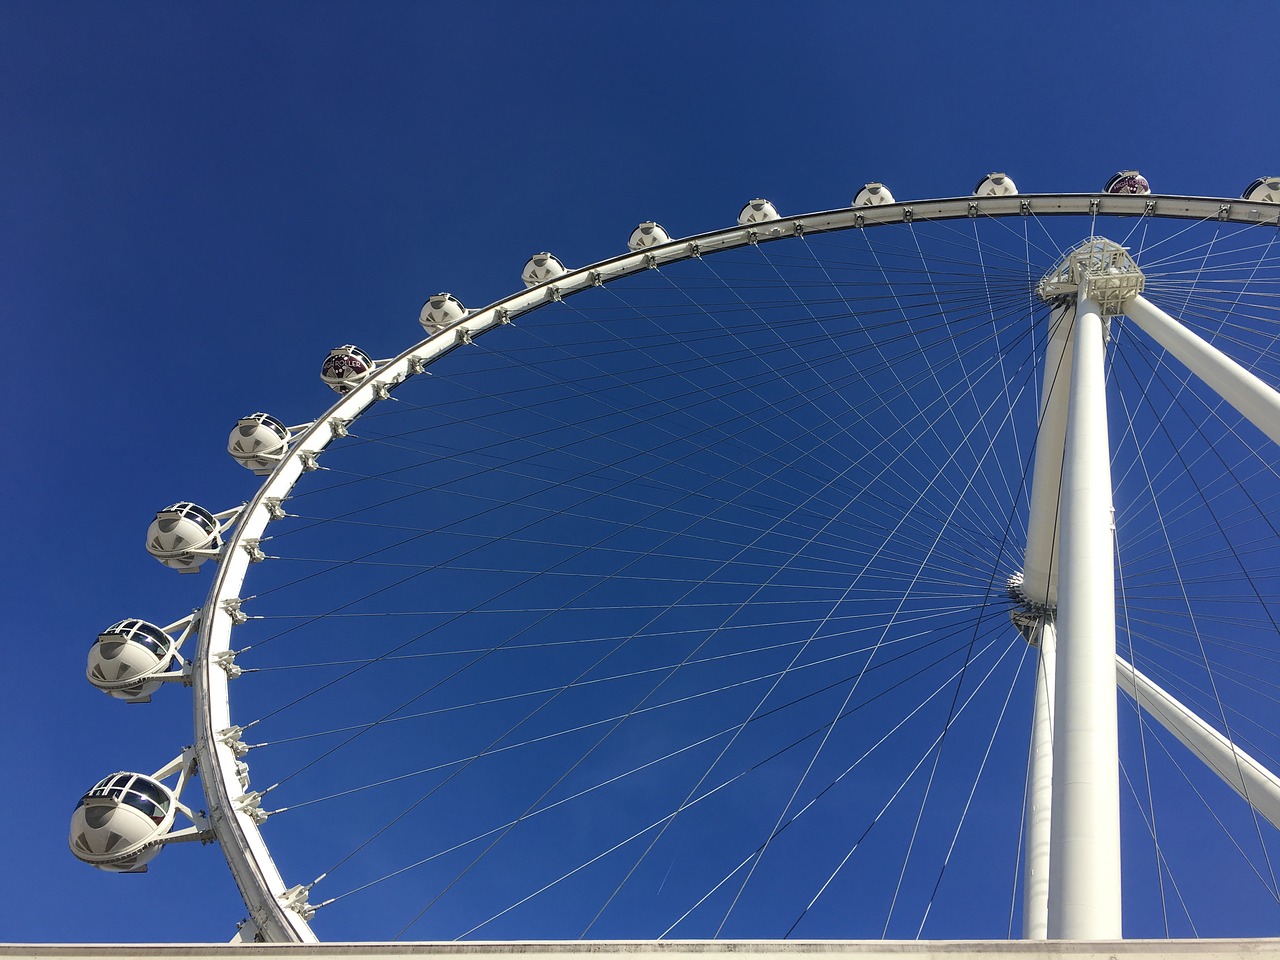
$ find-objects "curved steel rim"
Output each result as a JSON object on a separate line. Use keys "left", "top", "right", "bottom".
{"left": 190, "top": 191, "right": 1280, "bottom": 941}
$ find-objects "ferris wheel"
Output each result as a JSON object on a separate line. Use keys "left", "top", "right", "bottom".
{"left": 71, "top": 173, "right": 1280, "bottom": 944}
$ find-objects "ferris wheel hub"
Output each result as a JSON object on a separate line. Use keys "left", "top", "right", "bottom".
{"left": 1007, "top": 571, "right": 1055, "bottom": 616}
{"left": 1036, "top": 237, "right": 1145, "bottom": 315}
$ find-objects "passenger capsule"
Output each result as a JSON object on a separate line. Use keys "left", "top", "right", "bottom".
{"left": 145, "top": 502, "right": 222, "bottom": 572}
{"left": 521, "top": 253, "right": 567, "bottom": 288}
{"left": 418, "top": 293, "right": 468, "bottom": 336}
{"left": 1104, "top": 170, "right": 1151, "bottom": 195}
{"left": 853, "top": 183, "right": 895, "bottom": 206}
{"left": 69, "top": 772, "right": 176, "bottom": 872}
{"left": 737, "top": 199, "right": 779, "bottom": 225}
{"left": 973, "top": 172, "right": 1018, "bottom": 197}
{"left": 87, "top": 619, "right": 177, "bottom": 701}
{"left": 1242, "top": 177, "right": 1280, "bottom": 204}
{"left": 321, "top": 344, "right": 375, "bottom": 394}
{"left": 228, "top": 412, "right": 290, "bottom": 475}
{"left": 628, "top": 222, "right": 672, "bottom": 250}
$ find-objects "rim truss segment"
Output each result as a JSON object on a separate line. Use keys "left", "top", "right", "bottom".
{"left": 191, "top": 191, "right": 1280, "bottom": 942}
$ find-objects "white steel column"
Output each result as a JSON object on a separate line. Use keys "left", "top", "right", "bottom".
{"left": 1047, "top": 294, "right": 1122, "bottom": 940}
{"left": 1022, "top": 305, "right": 1074, "bottom": 609}
{"left": 1022, "top": 619, "right": 1056, "bottom": 939}
{"left": 1018, "top": 303, "right": 1073, "bottom": 939}
{"left": 1125, "top": 294, "right": 1280, "bottom": 447}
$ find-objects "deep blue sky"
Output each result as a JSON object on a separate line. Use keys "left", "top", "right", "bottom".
{"left": 2, "top": 0, "right": 1276, "bottom": 944}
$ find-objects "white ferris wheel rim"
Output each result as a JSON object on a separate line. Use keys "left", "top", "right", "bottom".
{"left": 189, "top": 190, "right": 1280, "bottom": 943}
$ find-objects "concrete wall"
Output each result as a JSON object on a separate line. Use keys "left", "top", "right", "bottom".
{"left": 2, "top": 941, "right": 1278, "bottom": 960}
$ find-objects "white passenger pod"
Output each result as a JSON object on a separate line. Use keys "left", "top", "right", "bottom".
{"left": 145, "top": 501, "right": 240, "bottom": 573}
{"left": 418, "top": 293, "right": 469, "bottom": 336}
{"left": 87, "top": 615, "right": 196, "bottom": 702}
{"left": 1243, "top": 177, "right": 1280, "bottom": 203}
{"left": 228, "top": 413, "right": 311, "bottom": 475}
{"left": 320, "top": 345, "right": 378, "bottom": 395}
{"left": 69, "top": 772, "right": 177, "bottom": 872}
{"left": 737, "top": 199, "right": 779, "bottom": 224}
{"left": 1104, "top": 170, "right": 1150, "bottom": 195}
{"left": 521, "top": 253, "right": 567, "bottom": 288}
{"left": 69, "top": 755, "right": 208, "bottom": 873}
{"left": 973, "top": 172, "right": 1018, "bottom": 196}
{"left": 853, "top": 182, "right": 895, "bottom": 206}
{"left": 627, "top": 222, "right": 672, "bottom": 250}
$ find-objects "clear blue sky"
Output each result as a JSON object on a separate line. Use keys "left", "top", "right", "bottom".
{"left": 2, "top": 0, "right": 1277, "bottom": 944}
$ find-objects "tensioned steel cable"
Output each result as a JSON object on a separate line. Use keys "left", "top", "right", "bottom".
{"left": 290, "top": 240, "right": 1039, "bottom": 931}
{"left": 1111, "top": 338, "right": 1280, "bottom": 899}
{"left": 215, "top": 210, "right": 1280, "bottom": 939}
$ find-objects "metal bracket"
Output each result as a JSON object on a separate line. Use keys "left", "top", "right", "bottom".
{"left": 279, "top": 883, "right": 320, "bottom": 920}
{"left": 1144, "top": 199, "right": 1157, "bottom": 216}
{"left": 371, "top": 381, "right": 392, "bottom": 401}
{"left": 643, "top": 253, "right": 658, "bottom": 270}
{"left": 299, "top": 451, "right": 321, "bottom": 472}
{"left": 902, "top": 206, "right": 914, "bottom": 223}
{"left": 496, "top": 307, "right": 512, "bottom": 324}
{"left": 234, "top": 790, "right": 270, "bottom": 825}
{"left": 241, "top": 539, "right": 265, "bottom": 563}
{"left": 221, "top": 598, "right": 249, "bottom": 625}
{"left": 547, "top": 285, "right": 563, "bottom": 303}
{"left": 328, "top": 418, "right": 350, "bottom": 439}
{"left": 457, "top": 327, "right": 474, "bottom": 345}
{"left": 967, "top": 201, "right": 979, "bottom": 218}
{"left": 216, "top": 726, "right": 252, "bottom": 758}
{"left": 746, "top": 229, "right": 759, "bottom": 245}
{"left": 1020, "top": 199, "right": 1032, "bottom": 216}
{"left": 232, "top": 918, "right": 264, "bottom": 944}
{"left": 213, "top": 649, "right": 243, "bottom": 680}
{"left": 407, "top": 356, "right": 428, "bottom": 375}
{"left": 853, "top": 213, "right": 865, "bottom": 228}
{"left": 1089, "top": 197, "right": 1100, "bottom": 216}
{"left": 263, "top": 497, "right": 287, "bottom": 520}
{"left": 793, "top": 220, "right": 805, "bottom": 237}
{"left": 1009, "top": 609, "right": 1043, "bottom": 647}
{"left": 687, "top": 240, "right": 701, "bottom": 258}
{"left": 1218, "top": 203, "right": 1232, "bottom": 221}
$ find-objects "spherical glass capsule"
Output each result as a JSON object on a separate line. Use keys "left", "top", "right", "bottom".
{"left": 228, "top": 412, "right": 290, "bottom": 474}
{"left": 87, "top": 619, "right": 176, "bottom": 700}
{"left": 1104, "top": 170, "right": 1151, "bottom": 195}
{"left": 145, "top": 502, "right": 221, "bottom": 572}
{"left": 69, "top": 772, "right": 176, "bottom": 872}
{"left": 737, "top": 199, "right": 779, "bottom": 225}
{"left": 321, "top": 345, "right": 375, "bottom": 395}
{"left": 627, "top": 221, "right": 672, "bottom": 250}
{"left": 521, "top": 252, "right": 567, "bottom": 288}
{"left": 418, "top": 293, "right": 468, "bottom": 335}
{"left": 973, "top": 172, "right": 1018, "bottom": 197}
{"left": 1242, "top": 177, "right": 1280, "bottom": 204}
{"left": 853, "top": 182, "right": 896, "bottom": 206}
